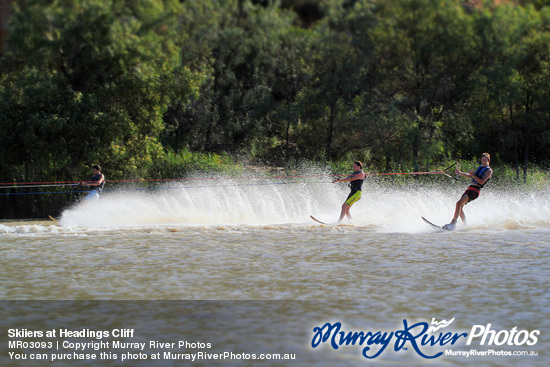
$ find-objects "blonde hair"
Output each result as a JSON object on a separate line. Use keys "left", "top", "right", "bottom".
{"left": 482, "top": 153, "right": 490, "bottom": 162}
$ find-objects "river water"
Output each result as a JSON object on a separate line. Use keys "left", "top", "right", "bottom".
{"left": 1, "top": 179, "right": 549, "bottom": 366}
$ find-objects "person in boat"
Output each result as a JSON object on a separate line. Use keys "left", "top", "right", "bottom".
{"left": 81, "top": 165, "right": 105, "bottom": 201}
{"left": 443, "top": 153, "right": 492, "bottom": 230}
{"left": 333, "top": 161, "right": 366, "bottom": 224}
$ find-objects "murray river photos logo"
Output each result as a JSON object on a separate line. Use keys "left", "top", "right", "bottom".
{"left": 311, "top": 318, "right": 540, "bottom": 359}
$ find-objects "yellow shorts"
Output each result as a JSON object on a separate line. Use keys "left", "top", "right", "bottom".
{"left": 345, "top": 190, "right": 362, "bottom": 206}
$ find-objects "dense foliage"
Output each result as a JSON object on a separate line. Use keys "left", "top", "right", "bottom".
{"left": 1, "top": 0, "right": 549, "bottom": 187}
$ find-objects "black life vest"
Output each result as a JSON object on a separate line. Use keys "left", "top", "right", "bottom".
{"left": 349, "top": 170, "right": 364, "bottom": 191}
{"left": 90, "top": 173, "right": 105, "bottom": 192}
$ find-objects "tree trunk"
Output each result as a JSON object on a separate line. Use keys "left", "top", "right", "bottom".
{"left": 523, "top": 136, "right": 529, "bottom": 183}
{"left": 284, "top": 100, "right": 291, "bottom": 164}
{"left": 175, "top": 126, "right": 180, "bottom": 154}
{"left": 325, "top": 104, "right": 335, "bottom": 161}
{"left": 412, "top": 118, "right": 422, "bottom": 173}
{"left": 509, "top": 103, "right": 519, "bottom": 180}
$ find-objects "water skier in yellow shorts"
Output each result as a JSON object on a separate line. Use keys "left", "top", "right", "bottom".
{"left": 333, "top": 161, "right": 366, "bottom": 224}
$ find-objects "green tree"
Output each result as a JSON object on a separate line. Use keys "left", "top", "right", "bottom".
{"left": 368, "top": 0, "right": 482, "bottom": 171}
{"left": 171, "top": 0, "right": 296, "bottom": 156}
{"left": 297, "top": 0, "right": 372, "bottom": 161}
{"left": 466, "top": 4, "right": 550, "bottom": 181}
{"left": 0, "top": 0, "right": 197, "bottom": 181}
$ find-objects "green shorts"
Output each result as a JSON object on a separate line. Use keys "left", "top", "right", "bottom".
{"left": 345, "top": 189, "right": 362, "bottom": 206}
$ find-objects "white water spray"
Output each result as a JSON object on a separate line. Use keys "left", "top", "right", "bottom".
{"left": 57, "top": 176, "right": 550, "bottom": 232}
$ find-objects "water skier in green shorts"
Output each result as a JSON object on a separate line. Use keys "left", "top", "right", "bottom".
{"left": 333, "top": 161, "right": 366, "bottom": 224}
{"left": 443, "top": 153, "right": 493, "bottom": 230}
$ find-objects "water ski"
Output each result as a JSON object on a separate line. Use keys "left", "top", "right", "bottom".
{"left": 48, "top": 215, "right": 59, "bottom": 222}
{"left": 422, "top": 217, "right": 452, "bottom": 231}
{"left": 311, "top": 215, "right": 357, "bottom": 226}
{"left": 310, "top": 215, "right": 335, "bottom": 225}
